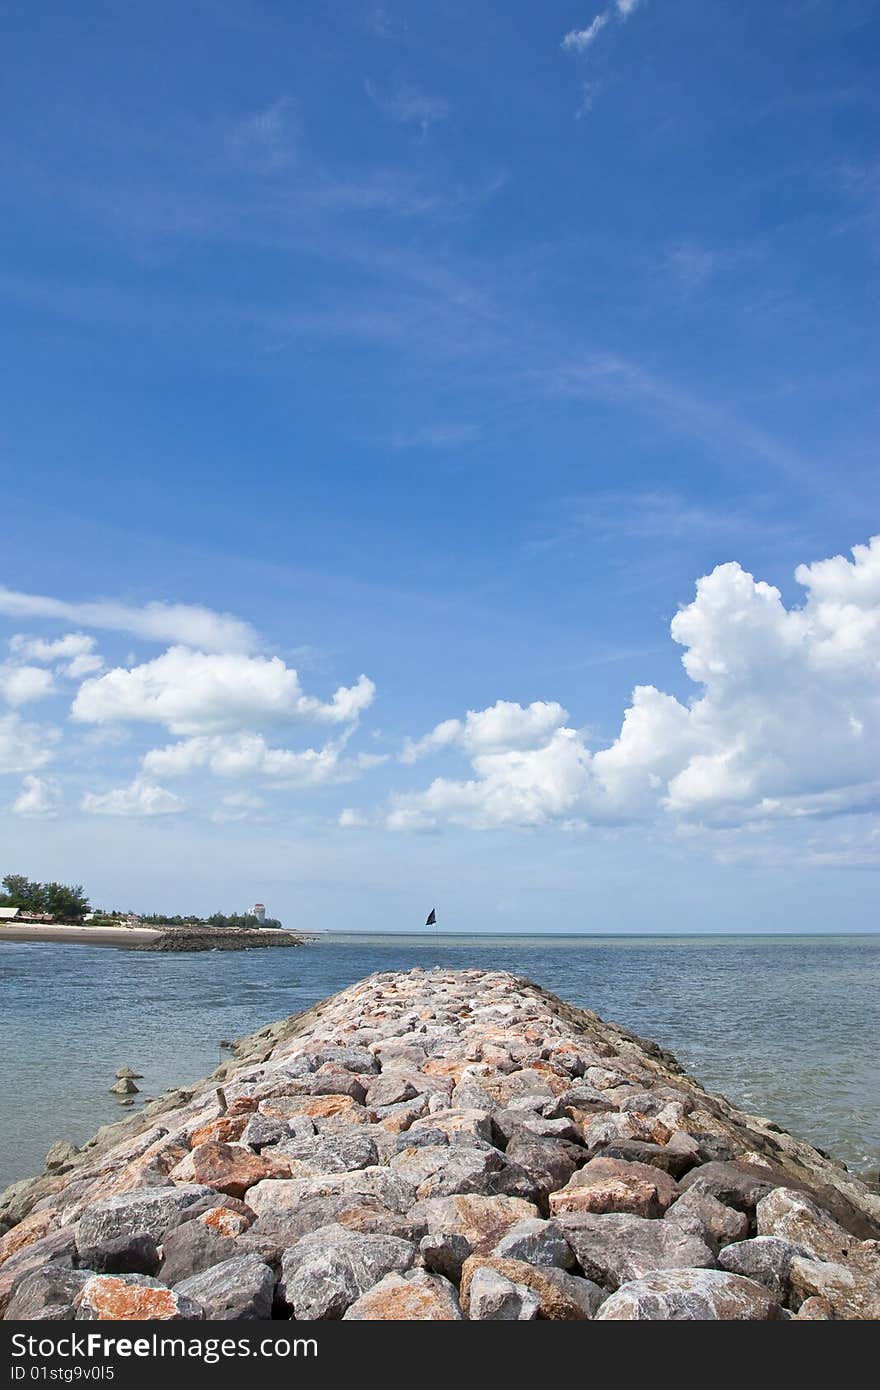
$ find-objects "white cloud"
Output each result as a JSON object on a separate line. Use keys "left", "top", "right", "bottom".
{"left": 401, "top": 700, "right": 569, "bottom": 763}
{"left": 339, "top": 807, "right": 371, "bottom": 828}
{"left": 0, "top": 664, "right": 55, "bottom": 706}
{"left": 81, "top": 779, "right": 185, "bottom": 817}
{"left": 10, "top": 631, "right": 103, "bottom": 678}
{"left": 0, "top": 713, "right": 59, "bottom": 773}
{"left": 365, "top": 81, "right": 449, "bottom": 139}
{"left": 142, "top": 729, "right": 384, "bottom": 786}
{"left": 0, "top": 589, "right": 256, "bottom": 653}
{"left": 616, "top": 0, "right": 640, "bottom": 15}
{"left": 386, "top": 536, "right": 880, "bottom": 832}
{"left": 71, "top": 647, "right": 376, "bottom": 735}
{"left": 12, "top": 775, "right": 61, "bottom": 819}
{"left": 562, "top": 14, "right": 609, "bottom": 52}
{"left": 211, "top": 792, "right": 265, "bottom": 824}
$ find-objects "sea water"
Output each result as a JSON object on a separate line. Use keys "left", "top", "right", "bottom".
{"left": 1, "top": 932, "right": 877, "bottom": 1190}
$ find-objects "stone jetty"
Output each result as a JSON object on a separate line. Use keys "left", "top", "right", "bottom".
{"left": 1, "top": 968, "right": 878, "bottom": 1321}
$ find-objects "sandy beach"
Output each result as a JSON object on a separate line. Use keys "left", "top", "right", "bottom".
{"left": 0, "top": 923, "right": 161, "bottom": 946}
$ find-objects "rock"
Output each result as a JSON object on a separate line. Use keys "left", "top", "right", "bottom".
{"left": 306, "top": 1046, "right": 378, "bottom": 1075}
{"left": 74, "top": 1186, "right": 214, "bottom": 1257}
{"left": 410, "top": 1109, "right": 494, "bottom": 1144}
{"left": 492, "top": 1217, "right": 575, "bottom": 1269}
{"left": 189, "top": 1116, "right": 248, "bottom": 1147}
{"left": 718, "top": 1236, "right": 810, "bottom": 1297}
{"left": 157, "top": 1220, "right": 238, "bottom": 1285}
{"left": 419, "top": 1231, "right": 473, "bottom": 1281}
{"left": 4, "top": 1266, "right": 92, "bottom": 1320}
{"left": 168, "top": 1142, "right": 289, "bottom": 1199}
{"left": 76, "top": 1232, "right": 160, "bottom": 1277}
{"left": 664, "top": 1189, "right": 750, "bottom": 1253}
{"left": 789, "top": 1252, "right": 880, "bottom": 1320}
{"left": 0, "top": 1228, "right": 76, "bottom": 1316}
{"left": 342, "top": 1269, "right": 462, "bottom": 1320}
{"left": 595, "top": 1268, "right": 781, "bottom": 1320}
{"left": 311, "top": 1066, "right": 368, "bottom": 1104}
{"left": 394, "top": 1127, "right": 449, "bottom": 1152}
{"left": 240, "top": 1114, "right": 297, "bottom": 1151}
{"left": 408, "top": 1194, "right": 540, "bottom": 1255}
{"left": 461, "top": 1256, "right": 602, "bottom": 1319}
{"left": 467, "top": 1267, "right": 540, "bottom": 1320}
{"left": 197, "top": 1205, "right": 252, "bottom": 1238}
{"left": 549, "top": 1156, "right": 679, "bottom": 1218}
{"left": 75, "top": 1274, "right": 203, "bottom": 1321}
{"left": 756, "top": 1187, "right": 853, "bottom": 1262}
{"left": 595, "top": 1140, "right": 694, "bottom": 1180}
{"left": 174, "top": 1255, "right": 274, "bottom": 1319}
{"left": 503, "top": 1133, "right": 580, "bottom": 1195}
{"left": 365, "top": 1074, "right": 420, "bottom": 1108}
{"left": 555, "top": 1211, "right": 715, "bottom": 1289}
{"left": 678, "top": 1160, "right": 778, "bottom": 1213}
{"left": 45, "top": 1142, "right": 79, "bottom": 1177}
{"left": 278, "top": 1225, "right": 416, "bottom": 1319}
{"left": 794, "top": 1295, "right": 833, "bottom": 1319}
{"left": 274, "top": 1132, "right": 378, "bottom": 1173}
{"left": 110, "top": 1079, "right": 139, "bottom": 1096}
{"left": 116, "top": 1068, "right": 144, "bottom": 1080}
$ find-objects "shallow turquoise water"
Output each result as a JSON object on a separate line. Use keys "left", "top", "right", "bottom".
{"left": 1, "top": 933, "right": 878, "bottom": 1190}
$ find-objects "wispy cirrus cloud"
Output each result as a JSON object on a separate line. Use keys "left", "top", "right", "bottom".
{"left": 364, "top": 81, "right": 449, "bottom": 140}
{"left": 0, "top": 587, "right": 258, "bottom": 654}
{"left": 562, "top": 1, "right": 643, "bottom": 55}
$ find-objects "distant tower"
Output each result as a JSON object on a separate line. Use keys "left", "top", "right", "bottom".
{"left": 250, "top": 902, "right": 266, "bottom": 924}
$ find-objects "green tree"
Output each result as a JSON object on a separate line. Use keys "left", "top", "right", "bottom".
{"left": 0, "top": 874, "right": 47, "bottom": 912}
{"left": 43, "top": 882, "right": 90, "bottom": 919}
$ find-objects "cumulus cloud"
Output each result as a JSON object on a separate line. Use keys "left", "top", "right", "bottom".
{"left": 81, "top": 779, "right": 185, "bottom": 817}
{"left": 386, "top": 536, "right": 880, "bottom": 831}
{"left": 142, "top": 730, "right": 385, "bottom": 786}
{"left": 71, "top": 648, "right": 376, "bottom": 735}
{"left": 0, "top": 713, "right": 58, "bottom": 774}
{"left": 12, "top": 775, "right": 61, "bottom": 819}
{"left": 401, "top": 700, "right": 569, "bottom": 763}
{"left": 10, "top": 632, "right": 103, "bottom": 678}
{"left": 0, "top": 664, "right": 55, "bottom": 706}
{"left": 0, "top": 589, "right": 256, "bottom": 653}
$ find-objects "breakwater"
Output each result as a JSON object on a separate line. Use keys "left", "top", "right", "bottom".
{"left": 1, "top": 968, "right": 878, "bottom": 1320}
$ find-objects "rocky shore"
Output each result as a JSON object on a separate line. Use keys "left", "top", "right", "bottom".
{"left": 133, "top": 927, "right": 304, "bottom": 952}
{"left": 1, "top": 968, "right": 878, "bottom": 1321}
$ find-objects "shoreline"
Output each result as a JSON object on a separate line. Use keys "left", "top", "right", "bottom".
{"left": 0, "top": 924, "right": 162, "bottom": 946}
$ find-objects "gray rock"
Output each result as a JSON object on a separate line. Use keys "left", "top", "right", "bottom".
{"left": 365, "top": 1073, "right": 420, "bottom": 1108}
{"left": 595, "top": 1268, "right": 781, "bottom": 1319}
{"left": 420, "top": 1231, "right": 473, "bottom": 1281}
{"left": 175, "top": 1254, "right": 275, "bottom": 1319}
{"left": 306, "top": 1047, "right": 378, "bottom": 1075}
{"left": 109, "top": 1078, "right": 139, "bottom": 1095}
{"left": 77, "top": 1232, "right": 160, "bottom": 1277}
{"left": 555, "top": 1211, "right": 715, "bottom": 1289}
{"left": 394, "top": 1127, "right": 449, "bottom": 1152}
{"left": 74, "top": 1185, "right": 215, "bottom": 1256}
{"left": 492, "top": 1217, "right": 576, "bottom": 1269}
{"left": 678, "top": 1160, "right": 778, "bottom": 1212}
{"left": 240, "top": 1113, "right": 295, "bottom": 1151}
{"left": 718, "top": 1236, "right": 810, "bottom": 1297}
{"left": 278, "top": 1225, "right": 415, "bottom": 1319}
{"left": 467, "top": 1267, "right": 540, "bottom": 1320}
{"left": 664, "top": 1189, "right": 750, "bottom": 1253}
{"left": 274, "top": 1132, "right": 378, "bottom": 1173}
{"left": 44, "top": 1141, "right": 79, "bottom": 1176}
{"left": 755, "top": 1187, "right": 854, "bottom": 1262}
{"left": 619, "top": 1089, "right": 694, "bottom": 1116}
{"left": 310, "top": 1066, "right": 368, "bottom": 1104}
{"left": 158, "top": 1219, "right": 237, "bottom": 1285}
{"left": 341, "top": 1268, "right": 463, "bottom": 1320}
{"left": 4, "top": 1267, "right": 93, "bottom": 1320}
{"left": 595, "top": 1140, "right": 694, "bottom": 1180}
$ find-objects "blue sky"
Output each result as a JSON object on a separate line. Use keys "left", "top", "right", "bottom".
{"left": 1, "top": 0, "right": 878, "bottom": 932}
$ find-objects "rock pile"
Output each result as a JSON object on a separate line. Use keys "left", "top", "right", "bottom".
{"left": 1, "top": 969, "right": 878, "bottom": 1321}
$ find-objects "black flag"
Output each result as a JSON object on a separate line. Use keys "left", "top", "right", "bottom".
{"left": 425, "top": 908, "right": 436, "bottom": 926}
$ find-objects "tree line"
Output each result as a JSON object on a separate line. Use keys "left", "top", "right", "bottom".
{"left": 0, "top": 874, "right": 90, "bottom": 920}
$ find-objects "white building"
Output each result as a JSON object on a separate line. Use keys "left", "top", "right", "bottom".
{"left": 249, "top": 902, "right": 266, "bottom": 923}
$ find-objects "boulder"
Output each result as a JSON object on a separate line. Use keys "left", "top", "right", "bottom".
{"left": 467, "top": 1267, "right": 540, "bottom": 1320}
{"left": 342, "top": 1269, "right": 462, "bottom": 1320}
{"left": 4, "top": 1266, "right": 92, "bottom": 1320}
{"left": 75, "top": 1274, "right": 203, "bottom": 1320}
{"left": 0, "top": 1228, "right": 76, "bottom": 1316}
{"left": 492, "top": 1217, "right": 575, "bottom": 1269}
{"left": 74, "top": 1186, "right": 214, "bottom": 1256}
{"left": 419, "top": 1231, "right": 473, "bottom": 1281}
{"left": 789, "top": 1252, "right": 880, "bottom": 1320}
{"left": 407, "top": 1194, "right": 540, "bottom": 1255}
{"left": 44, "top": 1142, "right": 79, "bottom": 1177}
{"left": 364, "top": 1074, "right": 421, "bottom": 1109}
{"left": 664, "top": 1189, "right": 750, "bottom": 1253}
{"left": 595, "top": 1268, "right": 780, "bottom": 1320}
{"left": 168, "top": 1142, "right": 289, "bottom": 1199}
{"left": 549, "top": 1156, "right": 679, "bottom": 1218}
{"left": 756, "top": 1187, "right": 854, "bottom": 1262}
{"left": 678, "top": 1161, "right": 778, "bottom": 1213}
{"left": 174, "top": 1255, "right": 274, "bottom": 1320}
{"left": 461, "top": 1256, "right": 602, "bottom": 1319}
{"left": 278, "top": 1225, "right": 415, "bottom": 1319}
{"left": 76, "top": 1232, "right": 160, "bottom": 1277}
{"left": 555, "top": 1211, "right": 715, "bottom": 1289}
{"left": 718, "top": 1236, "right": 810, "bottom": 1297}
{"left": 157, "top": 1220, "right": 238, "bottom": 1285}
{"left": 595, "top": 1140, "right": 694, "bottom": 1180}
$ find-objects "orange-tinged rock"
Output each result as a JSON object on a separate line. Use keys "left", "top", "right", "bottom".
{"left": 0, "top": 1208, "right": 57, "bottom": 1265}
{"left": 459, "top": 1257, "right": 593, "bottom": 1320}
{"left": 198, "top": 1205, "right": 251, "bottom": 1238}
{"left": 190, "top": 1115, "right": 247, "bottom": 1147}
{"left": 550, "top": 1175, "right": 663, "bottom": 1217}
{"left": 169, "top": 1142, "right": 291, "bottom": 1198}
{"left": 75, "top": 1276, "right": 200, "bottom": 1321}
{"left": 227, "top": 1097, "right": 259, "bottom": 1117}
{"left": 343, "top": 1271, "right": 462, "bottom": 1320}
{"left": 259, "top": 1094, "right": 370, "bottom": 1125}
